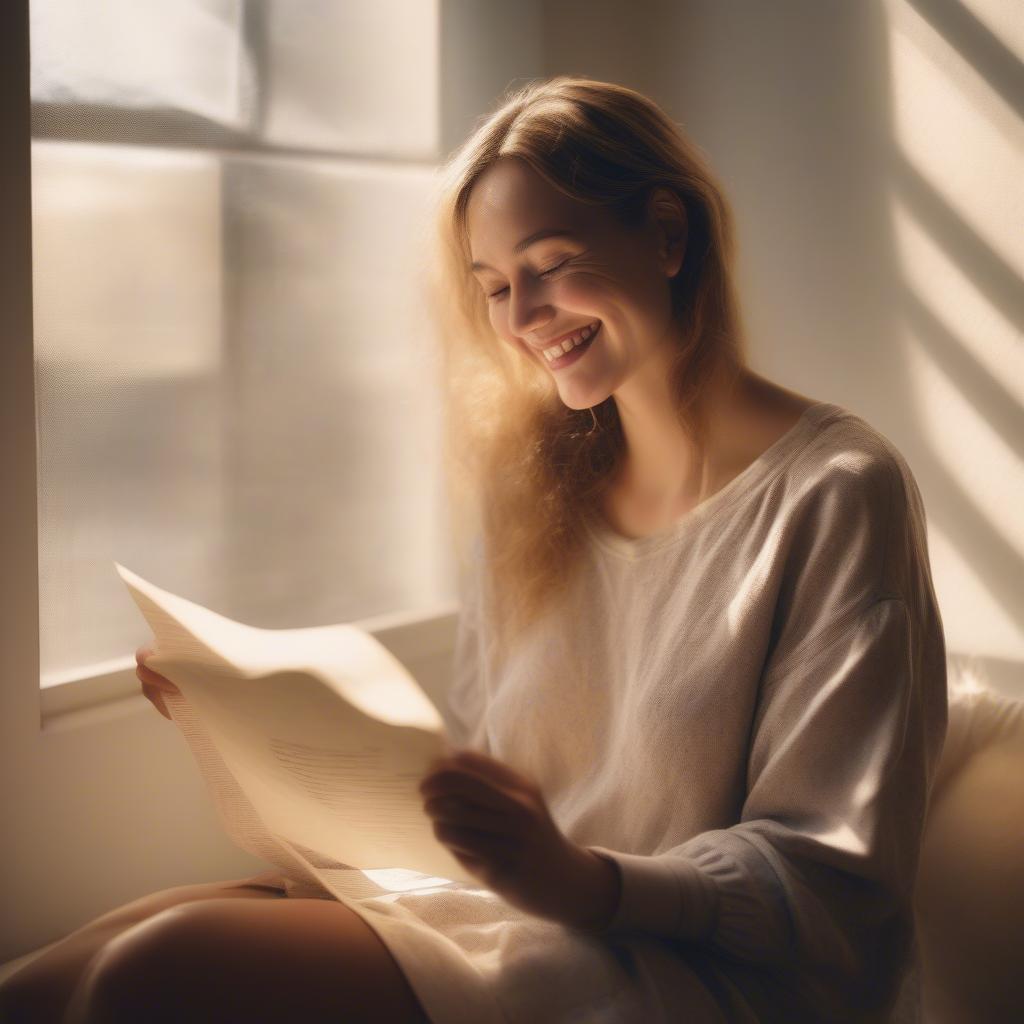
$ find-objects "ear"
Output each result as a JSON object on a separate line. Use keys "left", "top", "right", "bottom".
{"left": 647, "top": 187, "right": 687, "bottom": 279}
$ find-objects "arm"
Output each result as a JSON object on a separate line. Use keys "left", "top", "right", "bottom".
{"left": 581, "top": 448, "right": 948, "bottom": 1005}
{"left": 589, "top": 600, "right": 937, "bottom": 951}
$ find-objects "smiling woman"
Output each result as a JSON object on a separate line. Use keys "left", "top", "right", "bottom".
{"left": 425, "top": 77, "right": 751, "bottom": 667}
{"left": 403, "top": 73, "right": 947, "bottom": 1023}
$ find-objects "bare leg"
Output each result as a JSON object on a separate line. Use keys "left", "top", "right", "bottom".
{"left": 0, "top": 871, "right": 289, "bottom": 1023}
{"left": 63, "top": 894, "right": 431, "bottom": 1024}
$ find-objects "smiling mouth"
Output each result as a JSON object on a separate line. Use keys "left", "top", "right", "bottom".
{"left": 542, "top": 322, "right": 600, "bottom": 369}
{"left": 538, "top": 321, "right": 601, "bottom": 362}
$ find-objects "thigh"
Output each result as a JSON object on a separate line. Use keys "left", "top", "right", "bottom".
{"left": 77, "top": 870, "right": 290, "bottom": 935}
{"left": 66, "top": 895, "right": 431, "bottom": 1024}
{"left": 0, "top": 872, "right": 288, "bottom": 1022}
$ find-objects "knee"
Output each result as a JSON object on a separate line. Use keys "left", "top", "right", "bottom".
{"left": 64, "top": 903, "right": 215, "bottom": 1024}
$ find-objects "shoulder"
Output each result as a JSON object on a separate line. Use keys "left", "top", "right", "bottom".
{"left": 787, "top": 407, "right": 910, "bottom": 514}
{"left": 777, "top": 406, "right": 929, "bottom": 558}
{"left": 768, "top": 406, "right": 934, "bottom": 628}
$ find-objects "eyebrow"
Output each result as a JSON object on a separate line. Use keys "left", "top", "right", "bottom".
{"left": 469, "top": 228, "right": 578, "bottom": 274}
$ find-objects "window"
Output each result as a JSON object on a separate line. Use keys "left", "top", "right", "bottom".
{"left": 28, "top": 0, "right": 454, "bottom": 695}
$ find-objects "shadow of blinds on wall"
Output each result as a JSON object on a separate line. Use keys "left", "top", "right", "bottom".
{"left": 29, "top": 0, "right": 453, "bottom": 690}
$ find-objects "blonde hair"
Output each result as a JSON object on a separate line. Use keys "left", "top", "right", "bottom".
{"left": 424, "top": 75, "right": 748, "bottom": 663}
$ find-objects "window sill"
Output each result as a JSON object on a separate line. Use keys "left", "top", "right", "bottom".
{"left": 39, "top": 601, "right": 461, "bottom": 730}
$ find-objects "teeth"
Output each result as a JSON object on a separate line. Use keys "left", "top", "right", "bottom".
{"left": 543, "top": 321, "right": 599, "bottom": 361}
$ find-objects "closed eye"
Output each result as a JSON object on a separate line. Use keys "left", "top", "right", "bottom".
{"left": 487, "top": 259, "right": 570, "bottom": 300}
{"left": 541, "top": 259, "right": 569, "bottom": 277}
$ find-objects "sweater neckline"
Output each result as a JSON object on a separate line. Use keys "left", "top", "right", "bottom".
{"left": 584, "top": 400, "right": 844, "bottom": 560}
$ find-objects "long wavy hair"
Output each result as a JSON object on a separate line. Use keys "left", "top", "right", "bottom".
{"left": 422, "top": 75, "right": 748, "bottom": 663}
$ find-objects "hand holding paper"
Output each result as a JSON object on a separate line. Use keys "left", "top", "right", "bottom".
{"left": 115, "top": 562, "right": 474, "bottom": 895}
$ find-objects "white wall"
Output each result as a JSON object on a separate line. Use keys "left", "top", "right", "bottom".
{"left": 440, "top": 0, "right": 545, "bottom": 157}
{"left": 0, "top": 0, "right": 544, "bottom": 964}
{"left": 544, "top": 0, "right": 1024, "bottom": 697}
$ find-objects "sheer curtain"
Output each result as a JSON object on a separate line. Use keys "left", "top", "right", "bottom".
{"left": 29, "top": 0, "right": 454, "bottom": 687}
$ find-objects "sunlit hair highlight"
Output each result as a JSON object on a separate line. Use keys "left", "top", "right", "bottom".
{"left": 422, "top": 75, "right": 748, "bottom": 664}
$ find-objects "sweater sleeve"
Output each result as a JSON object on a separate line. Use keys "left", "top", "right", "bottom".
{"left": 585, "top": 446, "right": 949, "bottom": 990}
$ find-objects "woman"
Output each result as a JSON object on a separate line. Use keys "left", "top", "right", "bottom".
{"left": 0, "top": 76, "right": 947, "bottom": 1023}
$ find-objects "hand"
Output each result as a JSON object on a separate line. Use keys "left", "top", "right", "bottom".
{"left": 419, "top": 748, "right": 621, "bottom": 930}
{"left": 135, "top": 645, "right": 181, "bottom": 721}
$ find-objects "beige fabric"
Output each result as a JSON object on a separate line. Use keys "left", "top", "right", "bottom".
{"left": 913, "top": 677, "right": 1024, "bottom": 1023}
{"left": 281, "top": 401, "right": 947, "bottom": 1024}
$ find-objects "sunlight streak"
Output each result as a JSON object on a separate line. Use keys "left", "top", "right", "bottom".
{"left": 890, "top": 195, "right": 1024, "bottom": 407}
{"left": 889, "top": 3, "right": 1024, "bottom": 270}
{"left": 905, "top": 337, "right": 1024, "bottom": 557}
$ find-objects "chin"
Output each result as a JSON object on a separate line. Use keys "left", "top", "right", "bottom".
{"left": 556, "top": 385, "right": 612, "bottom": 412}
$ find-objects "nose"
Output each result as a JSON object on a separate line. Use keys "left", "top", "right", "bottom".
{"left": 505, "top": 275, "right": 554, "bottom": 340}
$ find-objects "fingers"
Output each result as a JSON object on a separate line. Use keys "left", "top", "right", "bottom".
{"left": 423, "top": 794, "right": 512, "bottom": 835}
{"left": 445, "top": 748, "right": 535, "bottom": 794}
{"left": 420, "top": 764, "right": 523, "bottom": 813}
{"left": 419, "top": 749, "right": 540, "bottom": 802}
{"left": 136, "top": 660, "right": 178, "bottom": 691}
{"left": 450, "top": 848, "right": 486, "bottom": 873}
{"left": 141, "top": 681, "right": 172, "bottom": 720}
{"left": 433, "top": 820, "right": 513, "bottom": 863}
{"left": 136, "top": 645, "right": 178, "bottom": 721}
{"left": 135, "top": 646, "right": 173, "bottom": 685}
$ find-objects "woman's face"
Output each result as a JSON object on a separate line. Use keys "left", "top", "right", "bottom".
{"left": 465, "top": 156, "right": 684, "bottom": 410}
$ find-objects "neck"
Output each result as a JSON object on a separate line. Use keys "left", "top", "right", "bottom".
{"left": 612, "top": 357, "right": 747, "bottom": 506}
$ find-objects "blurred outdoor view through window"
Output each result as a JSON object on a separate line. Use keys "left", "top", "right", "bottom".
{"left": 30, "top": 0, "right": 453, "bottom": 688}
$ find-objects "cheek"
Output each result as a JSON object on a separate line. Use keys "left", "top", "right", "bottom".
{"left": 486, "top": 305, "right": 510, "bottom": 340}
{"left": 556, "top": 276, "right": 604, "bottom": 308}
{"left": 488, "top": 309, "right": 531, "bottom": 357}
{"left": 558, "top": 269, "right": 641, "bottom": 317}
{"left": 488, "top": 307, "right": 513, "bottom": 344}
